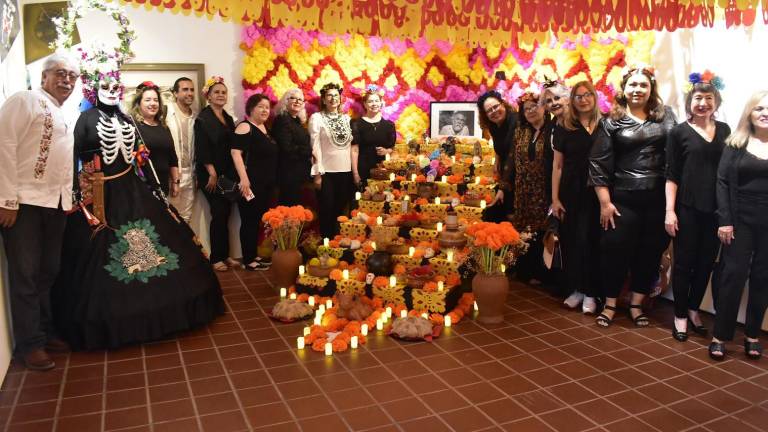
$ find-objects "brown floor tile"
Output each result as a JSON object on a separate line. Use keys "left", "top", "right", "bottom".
{"left": 380, "top": 396, "right": 430, "bottom": 422}
{"left": 9, "top": 401, "right": 57, "bottom": 424}
{"left": 635, "top": 381, "right": 688, "bottom": 405}
{"left": 603, "top": 416, "right": 658, "bottom": 432}
{"left": 513, "top": 389, "right": 565, "bottom": 414}
{"left": 492, "top": 374, "right": 540, "bottom": 396}
{"left": 58, "top": 394, "right": 102, "bottom": 417}
{"left": 547, "top": 382, "right": 598, "bottom": 405}
{"left": 57, "top": 413, "right": 102, "bottom": 432}
{"left": 146, "top": 368, "right": 185, "bottom": 387}
{"left": 252, "top": 422, "right": 300, "bottom": 432}
{"left": 440, "top": 367, "right": 483, "bottom": 387}
{"left": 458, "top": 381, "right": 506, "bottom": 404}
{"left": 638, "top": 407, "right": 695, "bottom": 432}
{"left": 154, "top": 418, "right": 201, "bottom": 432}
{"left": 229, "top": 370, "right": 270, "bottom": 390}
{"left": 340, "top": 405, "right": 391, "bottom": 430}
{"left": 287, "top": 394, "right": 334, "bottom": 418}
{"left": 149, "top": 382, "right": 190, "bottom": 403}
{"left": 471, "top": 361, "right": 516, "bottom": 380}
{"left": 400, "top": 416, "right": 452, "bottom": 432}
{"left": 403, "top": 373, "right": 449, "bottom": 394}
{"left": 698, "top": 389, "right": 751, "bottom": 413}
{"left": 609, "top": 389, "right": 661, "bottom": 414}
{"left": 539, "top": 407, "right": 596, "bottom": 432}
{"left": 201, "top": 410, "right": 249, "bottom": 432}
{"left": 501, "top": 416, "right": 555, "bottom": 431}
{"left": 151, "top": 398, "right": 196, "bottom": 423}
{"left": 244, "top": 401, "right": 293, "bottom": 426}
{"left": 573, "top": 398, "right": 629, "bottom": 425}
{"left": 276, "top": 378, "right": 323, "bottom": 399}
{"left": 441, "top": 406, "right": 494, "bottom": 430}
{"left": 668, "top": 398, "right": 723, "bottom": 423}
{"left": 195, "top": 391, "right": 239, "bottom": 415}
{"left": 189, "top": 376, "right": 232, "bottom": 397}
{"left": 476, "top": 397, "right": 531, "bottom": 423}
{"left": 296, "top": 413, "right": 349, "bottom": 432}
{"left": 104, "top": 406, "right": 149, "bottom": 430}
{"left": 525, "top": 367, "right": 572, "bottom": 387}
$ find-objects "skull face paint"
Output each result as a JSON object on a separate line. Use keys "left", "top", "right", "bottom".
{"left": 98, "top": 77, "right": 123, "bottom": 106}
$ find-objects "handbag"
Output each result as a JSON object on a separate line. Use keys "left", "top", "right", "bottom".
{"left": 216, "top": 175, "right": 240, "bottom": 202}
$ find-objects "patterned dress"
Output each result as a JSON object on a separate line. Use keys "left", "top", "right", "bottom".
{"left": 508, "top": 123, "right": 552, "bottom": 232}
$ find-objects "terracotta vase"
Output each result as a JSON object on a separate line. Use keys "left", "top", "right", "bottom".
{"left": 271, "top": 248, "right": 303, "bottom": 289}
{"left": 471, "top": 273, "right": 509, "bottom": 324}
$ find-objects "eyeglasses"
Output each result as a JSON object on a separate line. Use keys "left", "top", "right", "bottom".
{"left": 573, "top": 92, "right": 594, "bottom": 102}
{"left": 288, "top": 96, "right": 305, "bottom": 103}
{"left": 51, "top": 69, "right": 79, "bottom": 82}
{"left": 485, "top": 104, "right": 503, "bottom": 115}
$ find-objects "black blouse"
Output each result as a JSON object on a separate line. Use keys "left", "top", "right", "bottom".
{"left": 553, "top": 123, "right": 596, "bottom": 207}
{"left": 488, "top": 112, "right": 517, "bottom": 175}
{"left": 665, "top": 121, "right": 730, "bottom": 212}
{"left": 231, "top": 121, "right": 279, "bottom": 187}
{"left": 351, "top": 118, "right": 396, "bottom": 180}
{"left": 194, "top": 106, "right": 235, "bottom": 185}
{"left": 137, "top": 122, "right": 178, "bottom": 195}
{"left": 589, "top": 106, "right": 677, "bottom": 191}
{"left": 272, "top": 112, "right": 312, "bottom": 178}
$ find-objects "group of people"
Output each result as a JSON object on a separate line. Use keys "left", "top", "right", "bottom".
{"left": 476, "top": 66, "right": 768, "bottom": 361}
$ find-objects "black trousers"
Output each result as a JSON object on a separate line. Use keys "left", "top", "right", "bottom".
{"left": 238, "top": 184, "right": 272, "bottom": 264}
{"left": 278, "top": 163, "right": 310, "bottom": 206}
{"left": 671, "top": 204, "right": 720, "bottom": 318}
{"left": 1, "top": 204, "right": 67, "bottom": 354}
{"left": 713, "top": 203, "right": 768, "bottom": 341}
{"left": 317, "top": 171, "right": 353, "bottom": 238}
{"left": 600, "top": 188, "right": 670, "bottom": 299}
{"left": 559, "top": 195, "right": 601, "bottom": 298}
{"left": 202, "top": 190, "right": 232, "bottom": 263}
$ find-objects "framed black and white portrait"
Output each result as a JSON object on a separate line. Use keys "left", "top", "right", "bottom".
{"left": 430, "top": 101, "right": 481, "bottom": 139}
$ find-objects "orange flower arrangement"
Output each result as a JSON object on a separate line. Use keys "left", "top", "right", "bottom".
{"left": 262, "top": 205, "right": 314, "bottom": 250}
{"left": 393, "top": 264, "right": 406, "bottom": 275}
{"left": 372, "top": 276, "right": 389, "bottom": 288}
{"left": 423, "top": 281, "right": 438, "bottom": 292}
{"left": 465, "top": 221, "right": 525, "bottom": 274}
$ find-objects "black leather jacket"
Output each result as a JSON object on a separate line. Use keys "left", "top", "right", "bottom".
{"left": 589, "top": 106, "right": 677, "bottom": 190}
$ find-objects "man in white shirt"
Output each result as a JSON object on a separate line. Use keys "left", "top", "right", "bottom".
{"left": 0, "top": 54, "right": 78, "bottom": 370}
{"left": 166, "top": 77, "right": 197, "bottom": 222}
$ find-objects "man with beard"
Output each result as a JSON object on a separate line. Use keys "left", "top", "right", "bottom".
{"left": 167, "top": 77, "right": 198, "bottom": 222}
{"left": 0, "top": 54, "right": 78, "bottom": 370}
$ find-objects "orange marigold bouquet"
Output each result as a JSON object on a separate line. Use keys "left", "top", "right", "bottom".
{"left": 262, "top": 205, "right": 314, "bottom": 250}
{"left": 465, "top": 221, "right": 528, "bottom": 275}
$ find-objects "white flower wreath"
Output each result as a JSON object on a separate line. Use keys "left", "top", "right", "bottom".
{"left": 51, "top": 0, "right": 136, "bottom": 103}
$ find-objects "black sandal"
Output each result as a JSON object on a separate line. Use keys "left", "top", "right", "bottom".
{"left": 744, "top": 339, "right": 763, "bottom": 360}
{"left": 596, "top": 305, "right": 616, "bottom": 328}
{"left": 688, "top": 317, "right": 708, "bottom": 336}
{"left": 709, "top": 341, "right": 726, "bottom": 361}
{"left": 629, "top": 304, "right": 650, "bottom": 327}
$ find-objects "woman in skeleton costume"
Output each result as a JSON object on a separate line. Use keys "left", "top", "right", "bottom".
{"left": 51, "top": 6, "right": 223, "bottom": 350}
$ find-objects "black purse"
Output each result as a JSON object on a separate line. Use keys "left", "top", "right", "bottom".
{"left": 216, "top": 175, "right": 240, "bottom": 202}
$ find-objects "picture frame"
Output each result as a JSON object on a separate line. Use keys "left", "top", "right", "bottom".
{"left": 22, "top": 1, "right": 78, "bottom": 64}
{"left": 429, "top": 101, "right": 481, "bottom": 139}
{"left": 120, "top": 63, "right": 206, "bottom": 114}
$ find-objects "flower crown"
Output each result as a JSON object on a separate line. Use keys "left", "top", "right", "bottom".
{"left": 518, "top": 89, "right": 541, "bottom": 104}
{"left": 361, "top": 84, "right": 385, "bottom": 100}
{"left": 52, "top": 0, "right": 135, "bottom": 104}
{"left": 202, "top": 76, "right": 225, "bottom": 97}
{"left": 684, "top": 70, "right": 725, "bottom": 93}
{"left": 621, "top": 63, "right": 656, "bottom": 81}
{"left": 137, "top": 81, "right": 158, "bottom": 90}
{"left": 320, "top": 82, "right": 343, "bottom": 95}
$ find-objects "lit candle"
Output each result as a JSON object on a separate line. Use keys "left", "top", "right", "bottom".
{"left": 297, "top": 336, "right": 305, "bottom": 350}
{"left": 326, "top": 299, "right": 333, "bottom": 309}
{"left": 279, "top": 288, "right": 287, "bottom": 298}
{"left": 480, "top": 200, "right": 487, "bottom": 209}
{"left": 325, "top": 342, "right": 332, "bottom": 356}
{"left": 376, "top": 319, "right": 384, "bottom": 330}
{"left": 435, "top": 197, "right": 441, "bottom": 205}
{"left": 500, "top": 264, "right": 506, "bottom": 273}
{"left": 323, "top": 237, "right": 329, "bottom": 247}
{"left": 314, "top": 316, "right": 322, "bottom": 325}
{"left": 403, "top": 195, "right": 410, "bottom": 201}
{"left": 441, "top": 175, "right": 447, "bottom": 183}
{"left": 342, "top": 269, "right": 349, "bottom": 280}
{"left": 451, "top": 155, "right": 456, "bottom": 163}
{"left": 289, "top": 292, "right": 297, "bottom": 300}
{"left": 361, "top": 323, "right": 369, "bottom": 336}
{"left": 408, "top": 246, "right": 415, "bottom": 257}
{"left": 445, "top": 315, "right": 452, "bottom": 327}
{"left": 491, "top": 156, "right": 496, "bottom": 165}
{"left": 409, "top": 173, "right": 415, "bottom": 182}
{"left": 390, "top": 275, "right": 397, "bottom": 287}
{"left": 299, "top": 265, "right": 305, "bottom": 276}
{"left": 437, "top": 281, "right": 444, "bottom": 292}
{"left": 389, "top": 172, "right": 395, "bottom": 181}
{"left": 436, "top": 222, "right": 443, "bottom": 232}
{"left": 385, "top": 153, "right": 391, "bottom": 161}
{"left": 421, "top": 313, "right": 428, "bottom": 319}
{"left": 303, "top": 327, "right": 311, "bottom": 336}
{"left": 376, "top": 216, "right": 383, "bottom": 225}
{"left": 371, "top": 241, "right": 377, "bottom": 251}
{"left": 474, "top": 301, "right": 479, "bottom": 311}
{"left": 386, "top": 306, "right": 392, "bottom": 317}
{"left": 308, "top": 296, "right": 315, "bottom": 307}
{"left": 318, "top": 304, "right": 326, "bottom": 314}
{"left": 400, "top": 309, "right": 407, "bottom": 318}
{"left": 355, "top": 191, "right": 361, "bottom": 201}
{"left": 446, "top": 250, "right": 454, "bottom": 262}
{"left": 351, "top": 336, "right": 359, "bottom": 349}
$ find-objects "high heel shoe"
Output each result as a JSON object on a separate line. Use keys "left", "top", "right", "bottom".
{"left": 672, "top": 320, "right": 688, "bottom": 342}
{"left": 708, "top": 341, "right": 726, "bottom": 361}
{"left": 687, "top": 317, "right": 708, "bottom": 336}
{"left": 744, "top": 339, "right": 763, "bottom": 360}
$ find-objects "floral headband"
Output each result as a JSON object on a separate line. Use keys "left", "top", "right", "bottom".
{"left": 518, "top": 89, "right": 541, "bottom": 104}
{"left": 137, "top": 80, "right": 158, "bottom": 90}
{"left": 622, "top": 63, "right": 656, "bottom": 81}
{"left": 320, "top": 82, "right": 343, "bottom": 95}
{"left": 202, "top": 76, "right": 225, "bottom": 97}
{"left": 684, "top": 70, "right": 725, "bottom": 93}
{"left": 361, "top": 84, "right": 385, "bottom": 100}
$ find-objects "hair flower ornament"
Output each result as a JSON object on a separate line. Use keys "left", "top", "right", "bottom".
{"left": 686, "top": 70, "right": 725, "bottom": 93}
{"left": 621, "top": 63, "right": 656, "bottom": 81}
{"left": 202, "top": 76, "right": 225, "bottom": 97}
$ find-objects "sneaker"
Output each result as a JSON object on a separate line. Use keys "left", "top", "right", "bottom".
{"left": 563, "top": 291, "right": 584, "bottom": 309}
{"left": 254, "top": 257, "right": 272, "bottom": 267}
{"left": 582, "top": 296, "right": 597, "bottom": 314}
{"left": 246, "top": 260, "right": 270, "bottom": 271}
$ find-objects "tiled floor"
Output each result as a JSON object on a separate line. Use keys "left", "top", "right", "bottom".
{"left": 1, "top": 269, "right": 767, "bottom": 432}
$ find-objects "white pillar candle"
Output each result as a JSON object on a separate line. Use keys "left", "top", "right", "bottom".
{"left": 318, "top": 304, "right": 326, "bottom": 314}
{"left": 451, "top": 155, "right": 456, "bottom": 163}
{"left": 389, "top": 172, "right": 395, "bottom": 181}
{"left": 351, "top": 336, "right": 359, "bottom": 349}
{"left": 355, "top": 191, "right": 361, "bottom": 201}
{"left": 376, "top": 216, "right": 383, "bottom": 225}
{"left": 279, "top": 288, "right": 287, "bottom": 298}
{"left": 437, "top": 281, "right": 444, "bottom": 292}
{"left": 491, "top": 156, "right": 496, "bottom": 165}
{"left": 408, "top": 246, "right": 415, "bottom": 257}
{"left": 434, "top": 197, "right": 440, "bottom": 205}
{"left": 474, "top": 301, "right": 479, "bottom": 311}
{"left": 436, "top": 222, "right": 443, "bottom": 232}
{"left": 445, "top": 315, "right": 452, "bottom": 327}
{"left": 446, "top": 250, "right": 454, "bottom": 262}
{"left": 361, "top": 323, "right": 369, "bottom": 336}
{"left": 421, "top": 313, "right": 428, "bottom": 319}
{"left": 411, "top": 173, "right": 417, "bottom": 182}
{"left": 400, "top": 309, "right": 407, "bottom": 318}
{"left": 314, "top": 316, "right": 322, "bottom": 325}
{"left": 441, "top": 175, "right": 447, "bottom": 183}
{"left": 323, "top": 237, "right": 330, "bottom": 247}
{"left": 303, "top": 327, "right": 311, "bottom": 336}
{"left": 390, "top": 275, "right": 397, "bottom": 287}
{"left": 376, "top": 319, "right": 384, "bottom": 330}
{"left": 308, "top": 296, "right": 315, "bottom": 307}
{"left": 475, "top": 176, "right": 481, "bottom": 184}
{"left": 371, "top": 241, "right": 377, "bottom": 251}
{"left": 385, "top": 306, "right": 392, "bottom": 317}
{"left": 297, "top": 337, "right": 305, "bottom": 350}
{"left": 500, "top": 264, "right": 506, "bottom": 273}
{"left": 299, "top": 265, "right": 305, "bottom": 276}
{"left": 325, "top": 342, "right": 332, "bottom": 356}
{"left": 403, "top": 195, "right": 410, "bottom": 201}
{"left": 480, "top": 200, "right": 487, "bottom": 209}
{"left": 385, "top": 153, "right": 391, "bottom": 161}
{"left": 342, "top": 269, "right": 349, "bottom": 280}
{"left": 289, "top": 292, "right": 297, "bottom": 300}
{"left": 326, "top": 299, "right": 333, "bottom": 309}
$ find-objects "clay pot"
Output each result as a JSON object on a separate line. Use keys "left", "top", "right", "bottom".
{"left": 472, "top": 273, "right": 509, "bottom": 324}
{"left": 406, "top": 270, "right": 436, "bottom": 289}
{"left": 366, "top": 250, "right": 393, "bottom": 276}
{"left": 271, "top": 248, "right": 303, "bottom": 289}
{"left": 438, "top": 226, "right": 467, "bottom": 249}
{"left": 416, "top": 182, "right": 437, "bottom": 199}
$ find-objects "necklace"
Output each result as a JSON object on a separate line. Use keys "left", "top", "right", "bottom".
{"left": 321, "top": 112, "right": 352, "bottom": 148}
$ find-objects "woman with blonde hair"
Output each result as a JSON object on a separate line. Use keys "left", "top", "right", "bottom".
{"left": 709, "top": 90, "right": 768, "bottom": 360}
{"left": 272, "top": 88, "right": 311, "bottom": 205}
{"left": 551, "top": 81, "right": 603, "bottom": 313}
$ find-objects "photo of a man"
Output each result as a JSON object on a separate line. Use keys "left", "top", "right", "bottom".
{"left": 438, "top": 110, "right": 473, "bottom": 136}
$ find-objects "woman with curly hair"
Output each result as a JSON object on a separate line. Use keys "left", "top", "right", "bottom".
{"left": 477, "top": 90, "right": 517, "bottom": 221}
